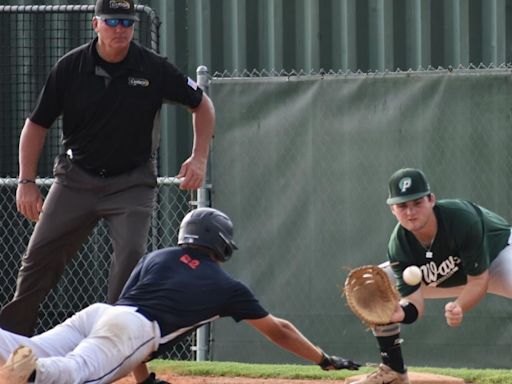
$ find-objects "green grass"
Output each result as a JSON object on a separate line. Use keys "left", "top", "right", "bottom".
{"left": 148, "top": 360, "right": 512, "bottom": 383}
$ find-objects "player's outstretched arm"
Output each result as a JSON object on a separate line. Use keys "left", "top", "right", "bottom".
{"left": 245, "top": 315, "right": 360, "bottom": 370}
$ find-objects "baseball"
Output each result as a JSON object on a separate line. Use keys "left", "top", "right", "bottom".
{"left": 403, "top": 266, "right": 422, "bottom": 285}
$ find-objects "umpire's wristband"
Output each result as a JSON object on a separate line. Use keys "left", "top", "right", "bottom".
{"left": 18, "top": 178, "right": 36, "bottom": 185}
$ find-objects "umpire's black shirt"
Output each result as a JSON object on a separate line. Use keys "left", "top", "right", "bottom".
{"left": 30, "top": 38, "right": 203, "bottom": 175}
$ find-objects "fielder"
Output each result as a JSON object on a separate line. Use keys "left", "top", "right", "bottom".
{"left": 352, "top": 168, "right": 512, "bottom": 384}
{"left": 0, "top": 208, "right": 360, "bottom": 384}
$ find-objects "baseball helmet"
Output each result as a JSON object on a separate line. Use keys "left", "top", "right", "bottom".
{"left": 178, "top": 207, "right": 238, "bottom": 262}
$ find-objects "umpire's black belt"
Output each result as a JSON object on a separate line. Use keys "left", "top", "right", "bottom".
{"left": 71, "top": 158, "right": 129, "bottom": 178}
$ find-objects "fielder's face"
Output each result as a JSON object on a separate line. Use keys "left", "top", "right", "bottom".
{"left": 390, "top": 194, "right": 436, "bottom": 234}
{"left": 93, "top": 16, "right": 134, "bottom": 61}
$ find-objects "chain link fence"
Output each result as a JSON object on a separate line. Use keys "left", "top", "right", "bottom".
{"left": 0, "top": 176, "right": 195, "bottom": 360}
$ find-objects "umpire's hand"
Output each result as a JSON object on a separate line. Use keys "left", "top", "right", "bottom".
{"left": 17, "top": 182, "right": 43, "bottom": 222}
{"left": 176, "top": 155, "right": 207, "bottom": 190}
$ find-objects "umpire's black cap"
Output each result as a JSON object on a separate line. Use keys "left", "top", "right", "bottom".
{"left": 386, "top": 168, "right": 430, "bottom": 205}
{"left": 95, "top": 0, "right": 139, "bottom": 21}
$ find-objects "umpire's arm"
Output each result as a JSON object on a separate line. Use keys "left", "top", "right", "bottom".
{"left": 17, "top": 119, "right": 48, "bottom": 222}
{"left": 177, "top": 93, "right": 215, "bottom": 190}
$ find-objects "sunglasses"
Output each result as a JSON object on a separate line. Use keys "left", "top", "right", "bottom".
{"left": 98, "top": 17, "right": 135, "bottom": 28}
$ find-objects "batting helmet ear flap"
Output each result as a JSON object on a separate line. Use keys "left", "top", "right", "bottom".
{"left": 218, "top": 231, "right": 238, "bottom": 262}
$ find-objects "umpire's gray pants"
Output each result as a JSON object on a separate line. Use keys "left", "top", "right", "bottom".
{"left": 0, "top": 155, "right": 157, "bottom": 336}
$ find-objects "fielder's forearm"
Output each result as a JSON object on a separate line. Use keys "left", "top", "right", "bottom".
{"left": 455, "top": 270, "right": 490, "bottom": 312}
{"left": 402, "top": 289, "right": 425, "bottom": 318}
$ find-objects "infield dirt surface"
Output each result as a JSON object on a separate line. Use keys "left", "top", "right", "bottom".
{"left": 114, "top": 371, "right": 465, "bottom": 383}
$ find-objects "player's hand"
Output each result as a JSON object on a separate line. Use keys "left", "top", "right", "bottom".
{"left": 176, "top": 156, "right": 207, "bottom": 190}
{"left": 319, "top": 352, "right": 360, "bottom": 370}
{"left": 445, "top": 301, "right": 463, "bottom": 327}
{"left": 16, "top": 183, "right": 43, "bottom": 222}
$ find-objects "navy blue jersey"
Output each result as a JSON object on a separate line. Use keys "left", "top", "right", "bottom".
{"left": 115, "top": 247, "right": 268, "bottom": 346}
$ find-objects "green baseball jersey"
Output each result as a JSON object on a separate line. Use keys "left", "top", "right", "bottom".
{"left": 388, "top": 199, "right": 511, "bottom": 297}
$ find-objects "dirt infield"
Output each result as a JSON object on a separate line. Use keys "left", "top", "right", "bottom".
{"left": 114, "top": 372, "right": 466, "bottom": 383}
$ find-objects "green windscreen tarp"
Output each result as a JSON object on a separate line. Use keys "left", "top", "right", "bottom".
{"left": 208, "top": 70, "right": 512, "bottom": 368}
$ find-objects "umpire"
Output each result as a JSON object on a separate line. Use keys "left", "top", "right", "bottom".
{"left": 1, "top": 0, "right": 214, "bottom": 343}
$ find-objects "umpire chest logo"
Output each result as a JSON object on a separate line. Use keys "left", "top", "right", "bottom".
{"left": 128, "top": 77, "right": 150, "bottom": 87}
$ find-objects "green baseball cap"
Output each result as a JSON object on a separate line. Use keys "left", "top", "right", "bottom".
{"left": 386, "top": 168, "right": 431, "bottom": 205}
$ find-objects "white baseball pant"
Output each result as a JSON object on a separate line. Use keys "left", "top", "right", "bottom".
{"left": 0, "top": 303, "right": 160, "bottom": 384}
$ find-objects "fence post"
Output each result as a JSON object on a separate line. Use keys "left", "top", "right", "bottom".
{"left": 194, "top": 65, "right": 211, "bottom": 362}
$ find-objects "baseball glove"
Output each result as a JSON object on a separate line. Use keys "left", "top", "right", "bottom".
{"left": 344, "top": 265, "right": 399, "bottom": 327}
